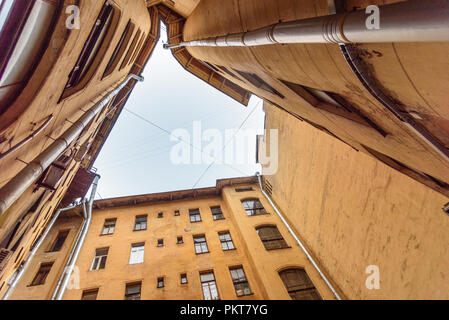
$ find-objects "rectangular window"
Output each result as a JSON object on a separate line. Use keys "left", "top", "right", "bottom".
{"left": 91, "top": 248, "right": 108, "bottom": 270}
{"left": 181, "top": 273, "right": 188, "bottom": 284}
{"left": 157, "top": 277, "right": 164, "bottom": 288}
{"left": 211, "top": 206, "right": 224, "bottom": 220}
{"left": 189, "top": 209, "right": 201, "bottom": 223}
{"left": 233, "top": 69, "right": 284, "bottom": 99}
{"left": 235, "top": 187, "right": 253, "bottom": 192}
{"left": 157, "top": 239, "right": 164, "bottom": 247}
{"left": 134, "top": 215, "right": 147, "bottom": 231}
{"left": 174, "top": 210, "right": 180, "bottom": 216}
{"left": 30, "top": 262, "right": 53, "bottom": 286}
{"left": 219, "top": 232, "right": 235, "bottom": 251}
{"left": 125, "top": 282, "right": 141, "bottom": 300}
{"left": 256, "top": 226, "right": 289, "bottom": 250}
{"left": 157, "top": 212, "right": 163, "bottom": 218}
{"left": 81, "top": 289, "right": 99, "bottom": 300}
{"left": 101, "top": 218, "right": 116, "bottom": 235}
{"left": 49, "top": 230, "right": 69, "bottom": 252}
{"left": 193, "top": 235, "right": 209, "bottom": 254}
{"left": 129, "top": 243, "right": 144, "bottom": 264}
{"left": 177, "top": 236, "right": 183, "bottom": 244}
{"left": 230, "top": 267, "right": 252, "bottom": 297}
{"left": 200, "top": 272, "right": 219, "bottom": 300}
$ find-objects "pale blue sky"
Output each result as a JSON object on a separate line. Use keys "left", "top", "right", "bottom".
{"left": 92, "top": 27, "right": 264, "bottom": 199}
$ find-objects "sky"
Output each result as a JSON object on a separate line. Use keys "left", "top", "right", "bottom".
{"left": 92, "top": 26, "right": 264, "bottom": 199}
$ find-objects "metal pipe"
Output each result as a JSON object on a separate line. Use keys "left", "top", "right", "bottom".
{"left": 2, "top": 201, "right": 81, "bottom": 300}
{"left": 0, "top": 115, "right": 54, "bottom": 161}
{"left": 164, "top": 0, "right": 449, "bottom": 49}
{"left": 0, "top": 74, "right": 143, "bottom": 216}
{"left": 255, "top": 172, "right": 342, "bottom": 300}
{"left": 52, "top": 174, "right": 99, "bottom": 300}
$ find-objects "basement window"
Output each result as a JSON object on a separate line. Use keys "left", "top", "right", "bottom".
{"left": 233, "top": 69, "right": 285, "bottom": 99}
{"left": 102, "top": 20, "right": 135, "bottom": 79}
{"left": 241, "top": 198, "right": 267, "bottom": 216}
{"left": 61, "top": 1, "right": 121, "bottom": 100}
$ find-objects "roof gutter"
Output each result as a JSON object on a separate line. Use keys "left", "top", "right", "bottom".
{"left": 164, "top": 0, "right": 449, "bottom": 49}
{"left": 0, "top": 74, "right": 143, "bottom": 217}
{"left": 256, "top": 172, "right": 342, "bottom": 300}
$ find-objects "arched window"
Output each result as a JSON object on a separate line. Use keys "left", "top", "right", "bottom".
{"left": 279, "top": 268, "right": 322, "bottom": 300}
{"left": 61, "top": 1, "right": 121, "bottom": 100}
{"left": 255, "top": 225, "right": 289, "bottom": 250}
{"left": 0, "top": 0, "right": 60, "bottom": 114}
{"left": 241, "top": 198, "right": 267, "bottom": 216}
{"left": 102, "top": 19, "right": 135, "bottom": 79}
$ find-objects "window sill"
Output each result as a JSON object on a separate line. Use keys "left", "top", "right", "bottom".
{"left": 195, "top": 251, "right": 210, "bottom": 255}
{"left": 190, "top": 221, "right": 202, "bottom": 223}
{"left": 236, "top": 292, "right": 254, "bottom": 298}
{"left": 223, "top": 248, "right": 237, "bottom": 252}
{"left": 133, "top": 229, "right": 147, "bottom": 232}
{"left": 265, "top": 246, "right": 292, "bottom": 251}
{"left": 247, "top": 212, "right": 270, "bottom": 217}
{"left": 100, "top": 233, "right": 114, "bottom": 236}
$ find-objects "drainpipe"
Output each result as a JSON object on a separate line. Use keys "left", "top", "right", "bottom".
{"left": 51, "top": 174, "right": 99, "bottom": 300}
{"left": 1, "top": 201, "right": 82, "bottom": 300}
{"left": 164, "top": 0, "right": 449, "bottom": 49}
{"left": 255, "top": 173, "right": 342, "bottom": 300}
{"left": 0, "top": 74, "right": 143, "bottom": 217}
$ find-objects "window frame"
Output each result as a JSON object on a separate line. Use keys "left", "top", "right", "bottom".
{"left": 211, "top": 206, "right": 224, "bottom": 221}
{"left": 125, "top": 282, "right": 141, "bottom": 300}
{"left": 200, "top": 271, "right": 220, "bottom": 300}
{"left": 241, "top": 198, "right": 268, "bottom": 216}
{"left": 29, "top": 261, "right": 54, "bottom": 286}
{"left": 256, "top": 225, "right": 290, "bottom": 250}
{"left": 229, "top": 266, "right": 252, "bottom": 297}
{"left": 91, "top": 247, "right": 109, "bottom": 271}
{"left": 218, "top": 231, "right": 235, "bottom": 251}
{"left": 134, "top": 215, "right": 147, "bottom": 231}
{"left": 48, "top": 230, "right": 69, "bottom": 252}
{"left": 189, "top": 209, "right": 202, "bottom": 223}
{"left": 193, "top": 235, "right": 209, "bottom": 254}
{"left": 101, "top": 218, "right": 116, "bottom": 235}
{"left": 129, "top": 243, "right": 145, "bottom": 265}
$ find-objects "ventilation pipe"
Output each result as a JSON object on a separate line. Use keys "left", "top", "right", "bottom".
{"left": 164, "top": 0, "right": 449, "bottom": 49}
{"left": 1, "top": 200, "right": 82, "bottom": 300}
{"left": 0, "top": 74, "right": 143, "bottom": 217}
{"left": 51, "top": 174, "right": 99, "bottom": 300}
{"left": 255, "top": 173, "right": 342, "bottom": 300}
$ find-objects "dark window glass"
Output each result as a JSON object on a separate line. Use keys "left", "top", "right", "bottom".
{"left": 157, "top": 277, "right": 164, "bottom": 288}
{"left": 157, "top": 239, "right": 164, "bottom": 247}
{"left": 157, "top": 212, "right": 163, "bottom": 218}
{"left": 279, "top": 268, "right": 322, "bottom": 300}
{"left": 233, "top": 69, "right": 284, "bottom": 99}
{"left": 256, "top": 226, "right": 289, "bottom": 250}
{"left": 174, "top": 210, "right": 180, "bottom": 216}
{"left": 81, "top": 289, "right": 99, "bottom": 300}
{"left": 49, "top": 230, "right": 69, "bottom": 252}
{"left": 181, "top": 273, "right": 188, "bottom": 284}
{"left": 30, "top": 262, "right": 53, "bottom": 286}
{"left": 125, "top": 282, "right": 141, "bottom": 300}
{"left": 177, "top": 236, "right": 183, "bottom": 244}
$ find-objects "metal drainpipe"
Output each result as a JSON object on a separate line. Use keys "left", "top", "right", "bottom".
{"left": 0, "top": 74, "right": 143, "bottom": 216}
{"left": 2, "top": 201, "right": 82, "bottom": 300}
{"left": 163, "top": 0, "right": 449, "bottom": 49}
{"left": 51, "top": 174, "right": 99, "bottom": 300}
{"left": 255, "top": 173, "right": 342, "bottom": 300}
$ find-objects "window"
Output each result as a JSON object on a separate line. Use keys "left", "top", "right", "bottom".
{"left": 157, "top": 277, "right": 164, "bottom": 288}
{"left": 235, "top": 187, "right": 253, "bottom": 192}
{"left": 177, "top": 236, "right": 183, "bottom": 244}
{"left": 81, "top": 289, "right": 99, "bottom": 300}
{"left": 30, "top": 262, "right": 53, "bottom": 286}
{"left": 200, "top": 272, "right": 219, "bottom": 300}
{"left": 241, "top": 198, "right": 267, "bottom": 216}
{"left": 119, "top": 28, "right": 141, "bottom": 70}
{"left": 256, "top": 226, "right": 289, "bottom": 250}
{"left": 91, "top": 248, "right": 108, "bottom": 270}
{"left": 101, "top": 218, "right": 116, "bottom": 235}
{"left": 134, "top": 215, "right": 147, "bottom": 231}
{"left": 211, "top": 206, "right": 224, "bottom": 220}
{"left": 102, "top": 20, "right": 135, "bottom": 78}
{"left": 61, "top": 1, "right": 120, "bottom": 100}
{"left": 181, "top": 273, "right": 188, "bottom": 284}
{"left": 49, "top": 230, "right": 69, "bottom": 252}
{"left": 219, "top": 232, "right": 235, "bottom": 251}
{"left": 230, "top": 267, "right": 252, "bottom": 296}
{"left": 157, "top": 212, "right": 163, "bottom": 218}
{"left": 125, "top": 282, "right": 141, "bottom": 300}
{"left": 279, "top": 268, "right": 322, "bottom": 300}
{"left": 129, "top": 243, "right": 144, "bottom": 264}
{"left": 157, "top": 239, "right": 164, "bottom": 247}
{"left": 189, "top": 209, "right": 201, "bottom": 223}
{"left": 193, "top": 235, "right": 209, "bottom": 254}
{"left": 129, "top": 32, "right": 145, "bottom": 66}
{"left": 233, "top": 69, "right": 284, "bottom": 99}
{"left": 174, "top": 210, "right": 180, "bottom": 216}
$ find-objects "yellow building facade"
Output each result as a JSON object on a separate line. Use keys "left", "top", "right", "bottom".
{"left": 9, "top": 177, "right": 336, "bottom": 300}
